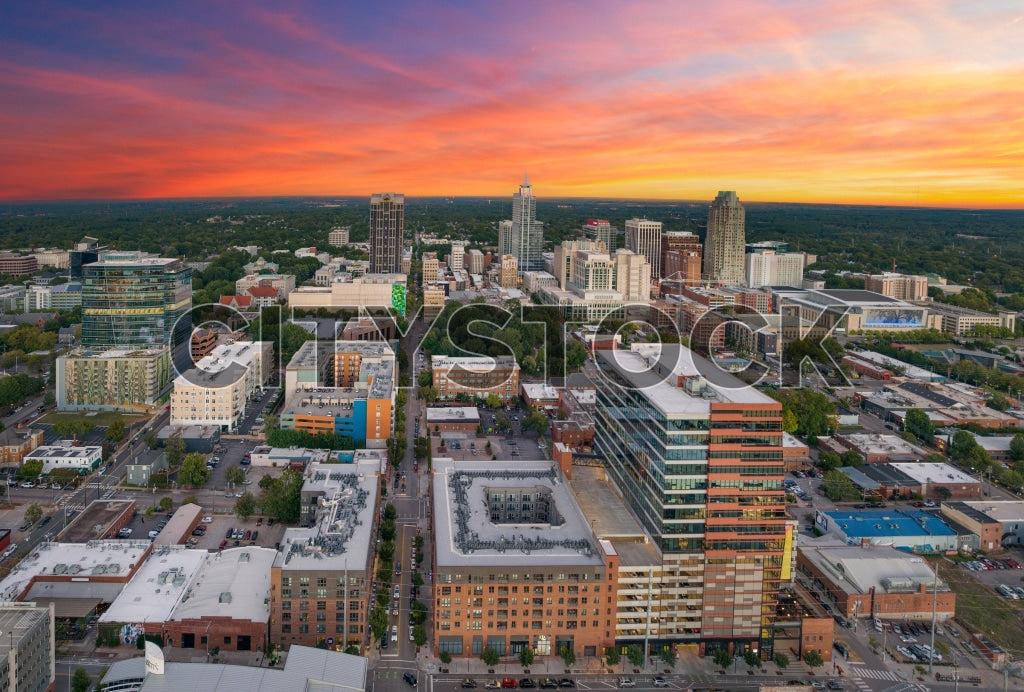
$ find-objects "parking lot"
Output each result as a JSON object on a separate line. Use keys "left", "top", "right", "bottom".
{"left": 117, "top": 507, "right": 287, "bottom": 552}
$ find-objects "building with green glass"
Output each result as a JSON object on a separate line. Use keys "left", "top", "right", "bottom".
{"left": 80, "top": 252, "right": 192, "bottom": 350}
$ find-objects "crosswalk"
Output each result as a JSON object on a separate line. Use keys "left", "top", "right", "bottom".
{"left": 850, "top": 667, "right": 903, "bottom": 681}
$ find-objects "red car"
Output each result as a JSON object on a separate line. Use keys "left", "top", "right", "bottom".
{"left": 502, "top": 679, "right": 517, "bottom": 689}
{"left": 244, "top": 529, "right": 252, "bottom": 541}
{"left": 256, "top": 518, "right": 263, "bottom": 526}
{"left": 218, "top": 540, "right": 227, "bottom": 551}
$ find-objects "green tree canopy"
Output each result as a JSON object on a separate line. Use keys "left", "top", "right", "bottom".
{"left": 24, "top": 503, "right": 43, "bottom": 524}
{"left": 904, "top": 408, "right": 934, "bottom": 442}
{"left": 234, "top": 491, "right": 257, "bottom": 519}
{"left": 179, "top": 453, "right": 211, "bottom": 488}
{"left": 482, "top": 646, "right": 500, "bottom": 667}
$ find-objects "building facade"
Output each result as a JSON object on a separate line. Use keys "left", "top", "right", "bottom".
{"left": 0, "top": 253, "right": 39, "bottom": 277}
{"left": 432, "top": 356, "right": 520, "bottom": 403}
{"left": 584, "top": 219, "right": 617, "bottom": 252}
{"left": 81, "top": 253, "right": 192, "bottom": 351}
{"left": 703, "top": 191, "right": 746, "bottom": 286}
{"left": 593, "top": 344, "right": 786, "bottom": 657}
{"left": 56, "top": 348, "right": 172, "bottom": 413}
{"left": 499, "top": 255, "right": 519, "bottom": 289}
{"left": 0, "top": 428, "right": 44, "bottom": 466}
{"left": 328, "top": 227, "right": 351, "bottom": 247}
{"left": 745, "top": 248, "right": 805, "bottom": 288}
{"left": 171, "top": 341, "right": 274, "bottom": 432}
{"left": 865, "top": 273, "right": 929, "bottom": 301}
{"left": 370, "top": 193, "right": 405, "bottom": 274}
{"left": 613, "top": 249, "right": 651, "bottom": 302}
{"left": 0, "top": 602, "right": 55, "bottom": 692}
{"left": 24, "top": 443, "right": 102, "bottom": 474}
{"left": 624, "top": 219, "right": 663, "bottom": 279}
{"left": 270, "top": 459, "right": 379, "bottom": 650}
{"left": 431, "top": 460, "right": 618, "bottom": 660}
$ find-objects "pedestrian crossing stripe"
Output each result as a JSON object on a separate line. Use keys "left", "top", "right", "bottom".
{"left": 850, "top": 667, "right": 901, "bottom": 681}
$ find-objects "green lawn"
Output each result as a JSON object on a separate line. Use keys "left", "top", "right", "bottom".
{"left": 937, "top": 559, "right": 1024, "bottom": 656}
{"left": 39, "top": 411, "right": 148, "bottom": 427}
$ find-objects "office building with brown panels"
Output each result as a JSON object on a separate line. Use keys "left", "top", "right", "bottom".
{"left": 431, "top": 355, "right": 520, "bottom": 403}
{"left": 593, "top": 344, "right": 786, "bottom": 659}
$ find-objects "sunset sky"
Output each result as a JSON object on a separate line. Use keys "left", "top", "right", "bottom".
{"left": 1, "top": 1, "right": 1022, "bottom": 206}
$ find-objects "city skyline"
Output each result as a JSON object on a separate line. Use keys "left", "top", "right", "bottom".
{"left": 0, "top": 2, "right": 1021, "bottom": 207}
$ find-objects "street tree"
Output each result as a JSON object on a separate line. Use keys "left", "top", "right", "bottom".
{"left": 482, "top": 646, "right": 500, "bottom": 667}
{"left": 234, "top": 492, "right": 256, "bottom": 519}
{"left": 370, "top": 605, "right": 389, "bottom": 644}
{"left": 904, "top": 408, "right": 934, "bottom": 442}
{"left": 519, "top": 647, "right": 534, "bottom": 668}
{"left": 19, "top": 459, "right": 43, "bottom": 480}
{"left": 413, "top": 624, "right": 427, "bottom": 648}
{"left": 1011, "top": 434, "right": 1024, "bottom": 462}
{"left": 560, "top": 646, "right": 576, "bottom": 667}
{"left": 71, "top": 668, "right": 91, "bottom": 692}
{"left": 179, "top": 454, "right": 212, "bottom": 488}
{"left": 165, "top": 436, "right": 186, "bottom": 468}
{"left": 106, "top": 416, "right": 126, "bottom": 443}
{"left": 626, "top": 645, "right": 644, "bottom": 668}
{"left": 225, "top": 466, "right": 246, "bottom": 486}
{"left": 24, "top": 503, "right": 42, "bottom": 524}
{"left": 605, "top": 647, "right": 621, "bottom": 669}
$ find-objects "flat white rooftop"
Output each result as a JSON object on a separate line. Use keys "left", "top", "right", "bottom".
{"left": 890, "top": 462, "right": 977, "bottom": 486}
{"left": 842, "top": 433, "right": 927, "bottom": 457}
{"left": 961, "top": 501, "right": 1024, "bottom": 523}
{"left": 426, "top": 406, "right": 480, "bottom": 423}
{"left": 0, "top": 540, "right": 150, "bottom": 602}
{"left": 597, "top": 344, "right": 776, "bottom": 417}
{"left": 171, "top": 547, "right": 276, "bottom": 624}
{"left": 99, "top": 546, "right": 207, "bottom": 624}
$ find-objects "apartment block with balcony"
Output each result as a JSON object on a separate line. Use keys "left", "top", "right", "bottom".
{"left": 56, "top": 347, "right": 172, "bottom": 413}
{"left": 171, "top": 341, "right": 274, "bottom": 432}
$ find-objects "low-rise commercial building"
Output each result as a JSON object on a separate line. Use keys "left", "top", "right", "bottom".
{"left": 235, "top": 273, "right": 296, "bottom": 301}
{"left": 287, "top": 273, "right": 407, "bottom": 314}
{"left": 797, "top": 542, "right": 954, "bottom": 622}
{"left": 833, "top": 433, "right": 927, "bottom": 464}
{"left": 23, "top": 442, "right": 102, "bottom": 475}
{"left": 102, "top": 644, "right": 366, "bottom": 692}
{"left": 815, "top": 509, "right": 959, "bottom": 552}
{"left": 0, "top": 252, "right": 39, "bottom": 276}
{"left": 944, "top": 501, "right": 1024, "bottom": 548}
{"left": 431, "top": 459, "right": 618, "bottom": 659}
{"left": 431, "top": 355, "right": 520, "bottom": 403}
{"left": 425, "top": 406, "right": 480, "bottom": 433}
{"left": 889, "top": 462, "right": 982, "bottom": 499}
{"left": 56, "top": 500, "right": 138, "bottom": 543}
{"left": 926, "top": 302, "right": 1016, "bottom": 336}
{"left": 271, "top": 458, "right": 379, "bottom": 651}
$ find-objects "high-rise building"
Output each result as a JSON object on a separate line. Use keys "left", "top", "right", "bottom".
{"left": 69, "top": 236, "right": 107, "bottom": 278}
{"left": 422, "top": 253, "right": 440, "bottom": 283}
{"left": 625, "top": 218, "right": 663, "bottom": 279}
{"left": 507, "top": 175, "right": 544, "bottom": 272}
{"left": 663, "top": 229, "right": 704, "bottom": 278}
{"left": 80, "top": 252, "right": 192, "bottom": 351}
{"left": 613, "top": 249, "right": 651, "bottom": 302}
{"left": 583, "top": 219, "right": 617, "bottom": 251}
{"left": 663, "top": 250, "right": 702, "bottom": 287}
{"left": 499, "top": 255, "right": 519, "bottom": 289}
{"left": 703, "top": 191, "right": 746, "bottom": 286}
{"left": 328, "top": 226, "right": 350, "bottom": 247}
{"left": 449, "top": 242, "right": 465, "bottom": 271}
{"left": 745, "top": 248, "right": 805, "bottom": 288}
{"left": 498, "top": 220, "right": 514, "bottom": 258}
{"left": 865, "top": 273, "right": 929, "bottom": 301}
{"left": 369, "top": 193, "right": 405, "bottom": 274}
{"left": 553, "top": 239, "right": 607, "bottom": 290}
{"left": 466, "top": 248, "right": 485, "bottom": 274}
{"left": 0, "top": 602, "right": 55, "bottom": 691}
{"left": 569, "top": 251, "right": 615, "bottom": 292}
{"left": 593, "top": 343, "right": 786, "bottom": 656}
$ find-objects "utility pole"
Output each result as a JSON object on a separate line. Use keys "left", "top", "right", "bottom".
{"left": 929, "top": 559, "right": 939, "bottom": 674}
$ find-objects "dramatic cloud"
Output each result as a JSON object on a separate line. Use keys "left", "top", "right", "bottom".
{"left": 0, "top": 0, "right": 1021, "bottom": 205}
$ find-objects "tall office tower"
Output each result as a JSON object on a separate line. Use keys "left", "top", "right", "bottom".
{"left": 499, "top": 255, "right": 519, "bottom": 288}
{"left": 569, "top": 251, "right": 615, "bottom": 292}
{"left": 613, "top": 249, "right": 651, "bottom": 301}
{"left": 508, "top": 175, "right": 544, "bottom": 272}
{"left": 369, "top": 193, "right": 405, "bottom": 274}
{"left": 80, "top": 252, "right": 192, "bottom": 350}
{"left": 594, "top": 343, "right": 786, "bottom": 656}
{"left": 625, "top": 218, "right": 663, "bottom": 279}
{"left": 703, "top": 191, "right": 746, "bottom": 286}
{"left": 583, "top": 219, "right": 617, "bottom": 252}
{"left": 553, "top": 239, "right": 607, "bottom": 290}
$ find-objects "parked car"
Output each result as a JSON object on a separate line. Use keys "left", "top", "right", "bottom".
{"left": 486, "top": 682, "right": 501, "bottom": 690}
{"left": 618, "top": 680, "right": 635, "bottom": 689}
{"left": 653, "top": 678, "right": 668, "bottom": 688}
{"left": 403, "top": 673, "right": 417, "bottom": 686}
{"left": 501, "top": 679, "right": 517, "bottom": 689}
{"left": 519, "top": 680, "right": 535, "bottom": 689}
{"left": 462, "top": 680, "right": 477, "bottom": 689}
{"left": 201, "top": 516, "right": 213, "bottom": 523}
{"left": 557, "top": 680, "right": 574, "bottom": 688}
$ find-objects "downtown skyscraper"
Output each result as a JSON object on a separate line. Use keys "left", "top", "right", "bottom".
{"left": 507, "top": 175, "right": 544, "bottom": 272}
{"left": 369, "top": 192, "right": 405, "bottom": 274}
{"left": 625, "top": 218, "right": 663, "bottom": 279}
{"left": 703, "top": 191, "right": 746, "bottom": 286}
